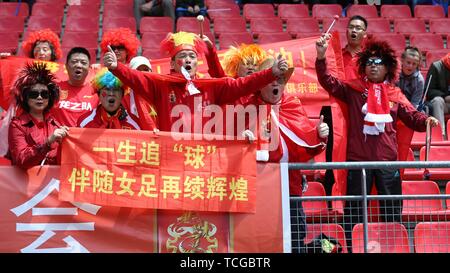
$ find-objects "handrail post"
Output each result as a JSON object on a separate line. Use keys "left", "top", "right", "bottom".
{"left": 361, "top": 168, "right": 369, "bottom": 254}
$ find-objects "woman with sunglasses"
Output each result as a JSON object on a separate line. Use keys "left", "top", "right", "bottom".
{"left": 8, "top": 63, "right": 69, "bottom": 169}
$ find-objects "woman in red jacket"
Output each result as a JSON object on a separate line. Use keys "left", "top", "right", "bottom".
{"left": 8, "top": 62, "right": 69, "bottom": 169}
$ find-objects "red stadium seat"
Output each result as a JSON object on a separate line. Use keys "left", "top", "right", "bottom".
{"left": 352, "top": 222, "right": 411, "bottom": 253}
{"left": 366, "top": 18, "right": 391, "bottom": 34}
{"left": 67, "top": 0, "right": 101, "bottom": 4}
{"left": 218, "top": 32, "right": 253, "bottom": 50}
{"left": 305, "top": 224, "right": 348, "bottom": 253}
{"left": 394, "top": 18, "right": 426, "bottom": 36}
{"left": 286, "top": 18, "right": 320, "bottom": 38}
{"left": 103, "top": 4, "right": 134, "bottom": 18}
{"left": 414, "top": 5, "right": 445, "bottom": 21}
{"left": 277, "top": 4, "right": 309, "bottom": 22}
{"left": 250, "top": 18, "right": 283, "bottom": 38}
{"left": 26, "top": 16, "right": 62, "bottom": 35}
{"left": 294, "top": 32, "right": 322, "bottom": 39}
{"left": 346, "top": 4, "right": 379, "bottom": 18}
{"left": 302, "top": 182, "right": 331, "bottom": 223}
{"left": 0, "top": 2, "right": 29, "bottom": 17}
{"left": 446, "top": 181, "right": 450, "bottom": 210}
{"left": 402, "top": 180, "right": 447, "bottom": 222}
{"left": 205, "top": 0, "right": 237, "bottom": 9}
{"left": 0, "top": 32, "right": 19, "bottom": 54}
{"left": 66, "top": 4, "right": 101, "bottom": 19}
{"left": 140, "top": 17, "right": 174, "bottom": 34}
{"left": 414, "top": 222, "right": 450, "bottom": 253}
{"left": 429, "top": 18, "right": 450, "bottom": 36}
{"left": 380, "top": 4, "right": 412, "bottom": 21}
{"left": 213, "top": 17, "right": 247, "bottom": 38}
{"left": 103, "top": 17, "right": 137, "bottom": 33}
{"left": 61, "top": 32, "right": 98, "bottom": 50}
{"left": 176, "top": 17, "right": 211, "bottom": 33}
{"left": 35, "top": 0, "right": 67, "bottom": 4}
{"left": 257, "top": 32, "right": 291, "bottom": 44}
{"left": 417, "top": 145, "right": 450, "bottom": 180}
{"left": 141, "top": 32, "right": 173, "bottom": 49}
{"left": 243, "top": 4, "right": 276, "bottom": 22}
{"left": 376, "top": 33, "right": 406, "bottom": 53}
{"left": 409, "top": 33, "right": 444, "bottom": 52}
{"left": 65, "top": 17, "right": 100, "bottom": 33}
{"left": 31, "top": 3, "right": 65, "bottom": 18}
{"left": 207, "top": 5, "right": 240, "bottom": 22}
{"left": 142, "top": 48, "right": 166, "bottom": 60}
{"left": 410, "top": 124, "right": 444, "bottom": 150}
{"left": 312, "top": 4, "right": 342, "bottom": 22}
{"left": 322, "top": 18, "right": 350, "bottom": 33}
{"left": 0, "top": 17, "right": 25, "bottom": 38}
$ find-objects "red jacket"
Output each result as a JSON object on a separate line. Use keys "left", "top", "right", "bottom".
{"left": 110, "top": 62, "right": 277, "bottom": 132}
{"left": 77, "top": 105, "right": 141, "bottom": 130}
{"left": 8, "top": 112, "right": 61, "bottom": 169}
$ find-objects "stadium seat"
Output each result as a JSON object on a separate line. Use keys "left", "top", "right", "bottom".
{"left": 429, "top": 18, "right": 450, "bottom": 37}
{"left": 380, "top": 4, "right": 412, "bottom": 21}
{"left": 67, "top": 0, "right": 100, "bottom": 4}
{"left": 243, "top": 4, "right": 276, "bottom": 22}
{"left": 294, "top": 32, "right": 322, "bottom": 39}
{"left": 322, "top": 18, "right": 350, "bottom": 33}
{"left": 394, "top": 18, "right": 426, "bottom": 36}
{"left": 61, "top": 32, "right": 99, "bottom": 51}
{"left": 176, "top": 17, "right": 211, "bottom": 33}
{"left": 140, "top": 17, "right": 174, "bottom": 34}
{"left": 346, "top": 4, "right": 379, "bottom": 18}
{"left": 312, "top": 4, "right": 342, "bottom": 22}
{"left": 376, "top": 33, "right": 406, "bottom": 53}
{"left": 0, "top": 2, "right": 29, "bottom": 17}
{"left": 416, "top": 145, "right": 450, "bottom": 180}
{"left": 414, "top": 222, "right": 450, "bottom": 253}
{"left": 366, "top": 18, "right": 391, "bottom": 34}
{"left": 31, "top": 3, "right": 65, "bottom": 18}
{"left": 66, "top": 4, "right": 101, "bottom": 19}
{"left": 104, "top": 0, "right": 133, "bottom": 3}
{"left": 35, "top": 0, "right": 68, "bottom": 4}
{"left": 0, "top": 17, "right": 25, "bottom": 38}
{"left": 305, "top": 224, "right": 348, "bottom": 253}
{"left": 409, "top": 33, "right": 444, "bottom": 53}
{"left": 205, "top": 0, "right": 237, "bottom": 9}
{"left": 286, "top": 18, "right": 320, "bottom": 38}
{"left": 103, "top": 4, "right": 134, "bottom": 18}
{"left": 402, "top": 180, "right": 447, "bottom": 222}
{"left": 65, "top": 17, "right": 100, "bottom": 33}
{"left": 352, "top": 222, "right": 411, "bottom": 253}
{"left": 414, "top": 5, "right": 445, "bottom": 21}
{"left": 410, "top": 124, "right": 444, "bottom": 150}
{"left": 141, "top": 32, "right": 173, "bottom": 49}
{"left": 213, "top": 17, "right": 247, "bottom": 38}
{"left": 142, "top": 48, "right": 167, "bottom": 60}
{"left": 277, "top": 4, "right": 309, "bottom": 22}
{"left": 302, "top": 182, "right": 331, "bottom": 223}
{"left": 258, "top": 32, "right": 291, "bottom": 44}
{"left": 250, "top": 18, "right": 283, "bottom": 38}
{"left": 103, "top": 17, "right": 137, "bottom": 33}
{"left": 26, "top": 16, "right": 63, "bottom": 35}
{"left": 207, "top": 5, "right": 241, "bottom": 22}
{"left": 0, "top": 32, "right": 19, "bottom": 54}
{"left": 218, "top": 32, "right": 253, "bottom": 50}
{"left": 446, "top": 181, "right": 450, "bottom": 210}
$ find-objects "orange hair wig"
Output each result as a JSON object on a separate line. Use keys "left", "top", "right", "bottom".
{"left": 100, "top": 28, "right": 140, "bottom": 63}
{"left": 222, "top": 44, "right": 268, "bottom": 78}
{"left": 22, "top": 29, "right": 62, "bottom": 61}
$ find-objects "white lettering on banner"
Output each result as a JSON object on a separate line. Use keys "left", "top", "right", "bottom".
{"left": 58, "top": 101, "right": 92, "bottom": 111}
{"left": 10, "top": 178, "right": 101, "bottom": 253}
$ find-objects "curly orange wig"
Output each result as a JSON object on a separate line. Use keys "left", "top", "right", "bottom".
{"left": 160, "top": 31, "right": 207, "bottom": 58}
{"left": 222, "top": 44, "right": 268, "bottom": 78}
{"left": 100, "top": 28, "right": 140, "bottom": 63}
{"left": 22, "top": 29, "right": 62, "bottom": 61}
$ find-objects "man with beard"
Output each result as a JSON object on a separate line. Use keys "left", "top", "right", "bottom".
{"left": 77, "top": 68, "right": 143, "bottom": 130}
{"left": 103, "top": 31, "right": 289, "bottom": 133}
{"left": 51, "top": 47, "right": 99, "bottom": 127}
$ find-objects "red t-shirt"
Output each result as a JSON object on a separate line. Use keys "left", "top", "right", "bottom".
{"left": 51, "top": 81, "right": 99, "bottom": 127}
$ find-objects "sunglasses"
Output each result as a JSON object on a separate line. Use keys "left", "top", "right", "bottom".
{"left": 28, "top": 90, "right": 50, "bottom": 99}
{"left": 366, "top": 58, "right": 384, "bottom": 66}
{"left": 111, "top": 45, "right": 126, "bottom": 51}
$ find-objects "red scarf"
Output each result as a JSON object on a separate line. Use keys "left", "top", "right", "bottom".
{"left": 99, "top": 106, "right": 124, "bottom": 129}
{"left": 362, "top": 80, "right": 393, "bottom": 135}
{"left": 442, "top": 52, "right": 450, "bottom": 70}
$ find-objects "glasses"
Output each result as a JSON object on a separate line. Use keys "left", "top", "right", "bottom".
{"left": 28, "top": 90, "right": 49, "bottom": 99}
{"left": 366, "top": 58, "right": 384, "bottom": 66}
{"left": 110, "top": 45, "right": 126, "bottom": 51}
{"left": 347, "top": 26, "right": 366, "bottom": 32}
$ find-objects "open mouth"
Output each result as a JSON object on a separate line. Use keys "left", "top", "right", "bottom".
{"left": 272, "top": 88, "right": 279, "bottom": 96}
{"left": 185, "top": 65, "right": 192, "bottom": 71}
{"left": 108, "top": 98, "right": 116, "bottom": 104}
{"left": 351, "top": 33, "right": 357, "bottom": 39}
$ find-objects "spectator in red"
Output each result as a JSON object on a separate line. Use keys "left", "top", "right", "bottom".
{"left": 77, "top": 68, "right": 143, "bottom": 130}
{"left": 22, "top": 29, "right": 62, "bottom": 62}
{"left": 8, "top": 62, "right": 69, "bottom": 169}
{"left": 342, "top": 15, "right": 368, "bottom": 80}
{"left": 50, "top": 47, "right": 99, "bottom": 127}
{"left": 100, "top": 28, "right": 140, "bottom": 65}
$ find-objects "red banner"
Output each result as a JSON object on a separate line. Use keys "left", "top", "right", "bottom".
{"left": 0, "top": 163, "right": 286, "bottom": 253}
{"left": 59, "top": 128, "right": 257, "bottom": 213}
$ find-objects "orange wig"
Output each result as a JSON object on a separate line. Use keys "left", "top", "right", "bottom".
{"left": 222, "top": 44, "right": 268, "bottom": 78}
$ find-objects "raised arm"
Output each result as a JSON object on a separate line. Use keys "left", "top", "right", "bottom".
{"left": 202, "top": 35, "right": 226, "bottom": 78}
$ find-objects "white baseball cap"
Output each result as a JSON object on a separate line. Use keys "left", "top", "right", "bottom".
{"left": 129, "top": 56, "right": 152, "bottom": 71}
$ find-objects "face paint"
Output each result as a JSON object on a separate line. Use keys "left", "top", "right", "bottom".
{"left": 176, "top": 59, "right": 183, "bottom": 66}
{"left": 101, "top": 90, "right": 107, "bottom": 97}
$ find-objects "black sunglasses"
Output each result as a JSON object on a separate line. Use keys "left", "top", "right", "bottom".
{"left": 366, "top": 58, "right": 384, "bottom": 66}
{"left": 28, "top": 90, "right": 50, "bottom": 99}
{"left": 111, "top": 45, "right": 126, "bottom": 51}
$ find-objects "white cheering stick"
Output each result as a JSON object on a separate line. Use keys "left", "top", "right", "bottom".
{"left": 197, "top": 15, "right": 204, "bottom": 37}
{"left": 325, "top": 15, "right": 340, "bottom": 35}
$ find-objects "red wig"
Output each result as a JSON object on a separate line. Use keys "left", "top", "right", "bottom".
{"left": 100, "top": 28, "right": 140, "bottom": 63}
{"left": 22, "top": 29, "right": 62, "bottom": 61}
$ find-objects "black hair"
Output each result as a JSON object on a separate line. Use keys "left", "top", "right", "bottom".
{"left": 348, "top": 15, "right": 368, "bottom": 30}
{"left": 66, "top": 47, "right": 91, "bottom": 63}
